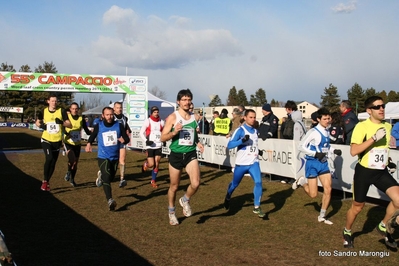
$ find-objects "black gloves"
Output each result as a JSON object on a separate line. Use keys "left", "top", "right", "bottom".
{"left": 315, "top": 152, "right": 326, "bottom": 161}
{"left": 242, "top": 135, "right": 250, "bottom": 142}
{"left": 39, "top": 123, "right": 47, "bottom": 130}
{"left": 146, "top": 140, "right": 154, "bottom": 146}
{"left": 333, "top": 149, "right": 342, "bottom": 156}
{"left": 258, "top": 150, "right": 263, "bottom": 157}
{"left": 55, "top": 118, "right": 64, "bottom": 124}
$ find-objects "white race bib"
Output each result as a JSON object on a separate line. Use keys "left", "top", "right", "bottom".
{"left": 368, "top": 148, "right": 388, "bottom": 169}
{"left": 47, "top": 122, "right": 60, "bottom": 134}
{"left": 102, "top": 131, "right": 118, "bottom": 147}
{"left": 149, "top": 130, "right": 161, "bottom": 142}
{"left": 178, "top": 127, "right": 194, "bottom": 146}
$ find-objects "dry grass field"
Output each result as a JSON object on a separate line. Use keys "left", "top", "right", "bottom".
{"left": 0, "top": 127, "right": 398, "bottom": 265}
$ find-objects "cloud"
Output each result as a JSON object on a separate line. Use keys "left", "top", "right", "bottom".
{"left": 332, "top": 0, "right": 357, "bottom": 13}
{"left": 93, "top": 6, "right": 243, "bottom": 70}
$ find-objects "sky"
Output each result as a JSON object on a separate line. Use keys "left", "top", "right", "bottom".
{"left": 1, "top": 0, "right": 398, "bottom": 108}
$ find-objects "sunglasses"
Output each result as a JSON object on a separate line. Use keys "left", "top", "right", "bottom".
{"left": 369, "top": 104, "right": 385, "bottom": 110}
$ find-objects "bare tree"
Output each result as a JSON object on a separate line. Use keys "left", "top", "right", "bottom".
{"left": 80, "top": 93, "right": 107, "bottom": 110}
{"left": 149, "top": 86, "right": 167, "bottom": 99}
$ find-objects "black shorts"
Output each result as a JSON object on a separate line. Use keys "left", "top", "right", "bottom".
{"left": 353, "top": 163, "right": 399, "bottom": 203}
{"left": 147, "top": 148, "right": 162, "bottom": 158}
{"left": 169, "top": 150, "right": 198, "bottom": 170}
{"left": 64, "top": 143, "right": 81, "bottom": 158}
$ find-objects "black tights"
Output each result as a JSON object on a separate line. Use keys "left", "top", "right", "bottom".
{"left": 41, "top": 140, "right": 62, "bottom": 182}
{"left": 98, "top": 158, "right": 118, "bottom": 201}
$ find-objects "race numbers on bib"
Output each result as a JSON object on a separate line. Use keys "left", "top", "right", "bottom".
{"left": 178, "top": 127, "right": 194, "bottom": 146}
{"left": 368, "top": 148, "right": 388, "bottom": 169}
{"left": 47, "top": 122, "right": 60, "bottom": 134}
{"left": 70, "top": 131, "right": 81, "bottom": 142}
{"left": 149, "top": 131, "right": 161, "bottom": 142}
{"left": 102, "top": 131, "right": 118, "bottom": 146}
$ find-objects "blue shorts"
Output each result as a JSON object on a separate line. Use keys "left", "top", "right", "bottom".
{"left": 305, "top": 159, "right": 330, "bottom": 179}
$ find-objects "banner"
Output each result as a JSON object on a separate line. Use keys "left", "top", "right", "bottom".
{"left": 0, "top": 71, "right": 148, "bottom": 134}
{"left": 0, "top": 107, "right": 23, "bottom": 113}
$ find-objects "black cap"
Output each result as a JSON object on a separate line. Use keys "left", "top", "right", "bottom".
{"left": 150, "top": 106, "right": 159, "bottom": 114}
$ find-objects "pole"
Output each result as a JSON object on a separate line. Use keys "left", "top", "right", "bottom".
{"left": 202, "top": 102, "right": 205, "bottom": 134}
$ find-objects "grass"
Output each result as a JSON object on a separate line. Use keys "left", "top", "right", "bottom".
{"left": 0, "top": 127, "right": 398, "bottom": 265}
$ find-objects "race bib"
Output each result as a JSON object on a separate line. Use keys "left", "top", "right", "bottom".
{"left": 368, "top": 148, "right": 388, "bottom": 169}
{"left": 149, "top": 130, "right": 161, "bottom": 142}
{"left": 102, "top": 131, "right": 118, "bottom": 147}
{"left": 70, "top": 131, "right": 81, "bottom": 142}
{"left": 47, "top": 122, "right": 60, "bottom": 134}
{"left": 178, "top": 127, "right": 194, "bottom": 146}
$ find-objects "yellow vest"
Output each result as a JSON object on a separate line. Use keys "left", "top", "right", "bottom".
{"left": 42, "top": 108, "right": 63, "bottom": 142}
{"left": 64, "top": 114, "right": 83, "bottom": 145}
{"left": 213, "top": 117, "right": 230, "bottom": 135}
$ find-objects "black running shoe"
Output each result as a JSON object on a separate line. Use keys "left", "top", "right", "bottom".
{"left": 343, "top": 230, "right": 354, "bottom": 248}
{"left": 375, "top": 224, "right": 398, "bottom": 248}
{"left": 224, "top": 198, "right": 230, "bottom": 210}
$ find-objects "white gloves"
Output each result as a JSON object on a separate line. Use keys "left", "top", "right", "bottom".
{"left": 372, "top": 127, "right": 386, "bottom": 142}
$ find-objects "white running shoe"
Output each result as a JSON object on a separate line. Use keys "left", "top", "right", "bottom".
{"left": 169, "top": 212, "right": 179, "bottom": 225}
{"left": 318, "top": 216, "right": 333, "bottom": 225}
{"left": 292, "top": 176, "right": 305, "bottom": 190}
{"left": 96, "top": 170, "right": 103, "bottom": 187}
{"left": 179, "top": 197, "right": 192, "bottom": 217}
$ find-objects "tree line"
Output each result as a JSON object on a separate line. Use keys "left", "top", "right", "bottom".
{"left": 209, "top": 84, "right": 399, "bottom": 114}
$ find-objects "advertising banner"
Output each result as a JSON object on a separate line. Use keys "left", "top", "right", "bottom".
{"left": 0, "top": 71, "right": 148, "bottom": 139}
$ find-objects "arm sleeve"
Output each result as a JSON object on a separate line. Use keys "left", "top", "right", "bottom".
{"left": 120, "top": 124, "right": 130, "bottom": 144}
{"left": 81, "top": 118, "right": 92, "bottom": 135}
{"left": 87, "top": 124, "right": 99, "bottom": 143}
{"left": 298, "top": 129, "right": 317, "bottom": 157}
{"left": 139, "top": 119, "right": 149, "bottom": 142}
{"left": 227, "top": 127, "right": 244, "bottom": 149}
{"left": 61, "top": 109, "right": 69, "bottom": 121}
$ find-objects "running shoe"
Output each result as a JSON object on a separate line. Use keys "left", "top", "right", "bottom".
{"left": 375, "top": 224, "right": 398, "bottom": 248}
{"left": 70, "top": 177, "right": 76, "bottom": 187}
{"left": 150, "top": 180, "right": 158, "bottom": 188}
{"left": 253, "top": 207, "right": 265, "bottom": 218}
{"left": 40, "top": 180, "right": 50, "bottom": 191}
{"left": 108, "top": 198, "right": 117, "bottom": 211}
{"left": 179, "top": 197, "right": 192, "bottom": 217}
{"left": 119, "top": 179, "right": 127, "bottom": 188}
{"left": 292, "top": 176, "right": 305, "bottom": 190}
{"left": 64, "top": 171, "right": 71, "bottom": 182}
{"left": 318, "top": 216, "right": 333, "bottom": 225}
{"left": 96, "top": 170, "right": 103, "bottom": 187}
{"left": 343, "top": 229, "right": 354, "bottom": 248}
{"left": 169, "top": 212, "right": 179, "bottom": 225}
{"left": 386, "top": 209, "right": 399, "bottom": 234}
{"left": 224, "top": 197, "right": 230, "bottom": 210}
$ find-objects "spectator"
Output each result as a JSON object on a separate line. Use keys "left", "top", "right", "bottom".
{"left": 213, "top": 108, "right": 231, "bottom": 136}
{"left": 292, "top": 110, "right": 306, "bottom": 141}
{"left": 340, "top": 100, "right": 359, "bottom": 145}
{"left": 310, "top": 111, "right": 318, "bottom": 128}
{"left": 258, "top": 103, "right": 279, "bottom": 140}
{"left": 209, "top": 111, "right": 219, "bottom": 135}
{"left": 198, "top": 110, "right": 210, "bottom": 134}
{"left": 227, "top": 108, "right": 242, "bottom": 137}
{"left": 329, "top": 111, "right": 345, "bottom": 144}
{"left": 279, "top": 117, "right": 286, "bottom": 139}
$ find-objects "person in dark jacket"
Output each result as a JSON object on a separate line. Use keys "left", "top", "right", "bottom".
{"left": 339, "top": 100, "right": 359, "bottom": 145}
{"left": 329, "top": 111, "right": 345, "bottom": 144}
{"left": 258, "top": 103, "right": 279, "bottom": 140}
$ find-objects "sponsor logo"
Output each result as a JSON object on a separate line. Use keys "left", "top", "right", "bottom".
{"left": 129, "top": 78, "right": 146, "bottom": 85}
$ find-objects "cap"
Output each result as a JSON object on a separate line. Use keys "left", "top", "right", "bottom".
{"left": 262, "top": 103, "right": 272, "bottom": 112}
{"left": 221, "top": 108, "right": 228, "bottom": 115}
{"left": 150, "top": 106, "right": 159, "bottom": 114}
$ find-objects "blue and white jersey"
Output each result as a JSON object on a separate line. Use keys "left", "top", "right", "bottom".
{"left": 298, "top": 124, "right": 330, "bottom": 161}
{"left": 228, "top": 124, "right": 259, "bottom": 165}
